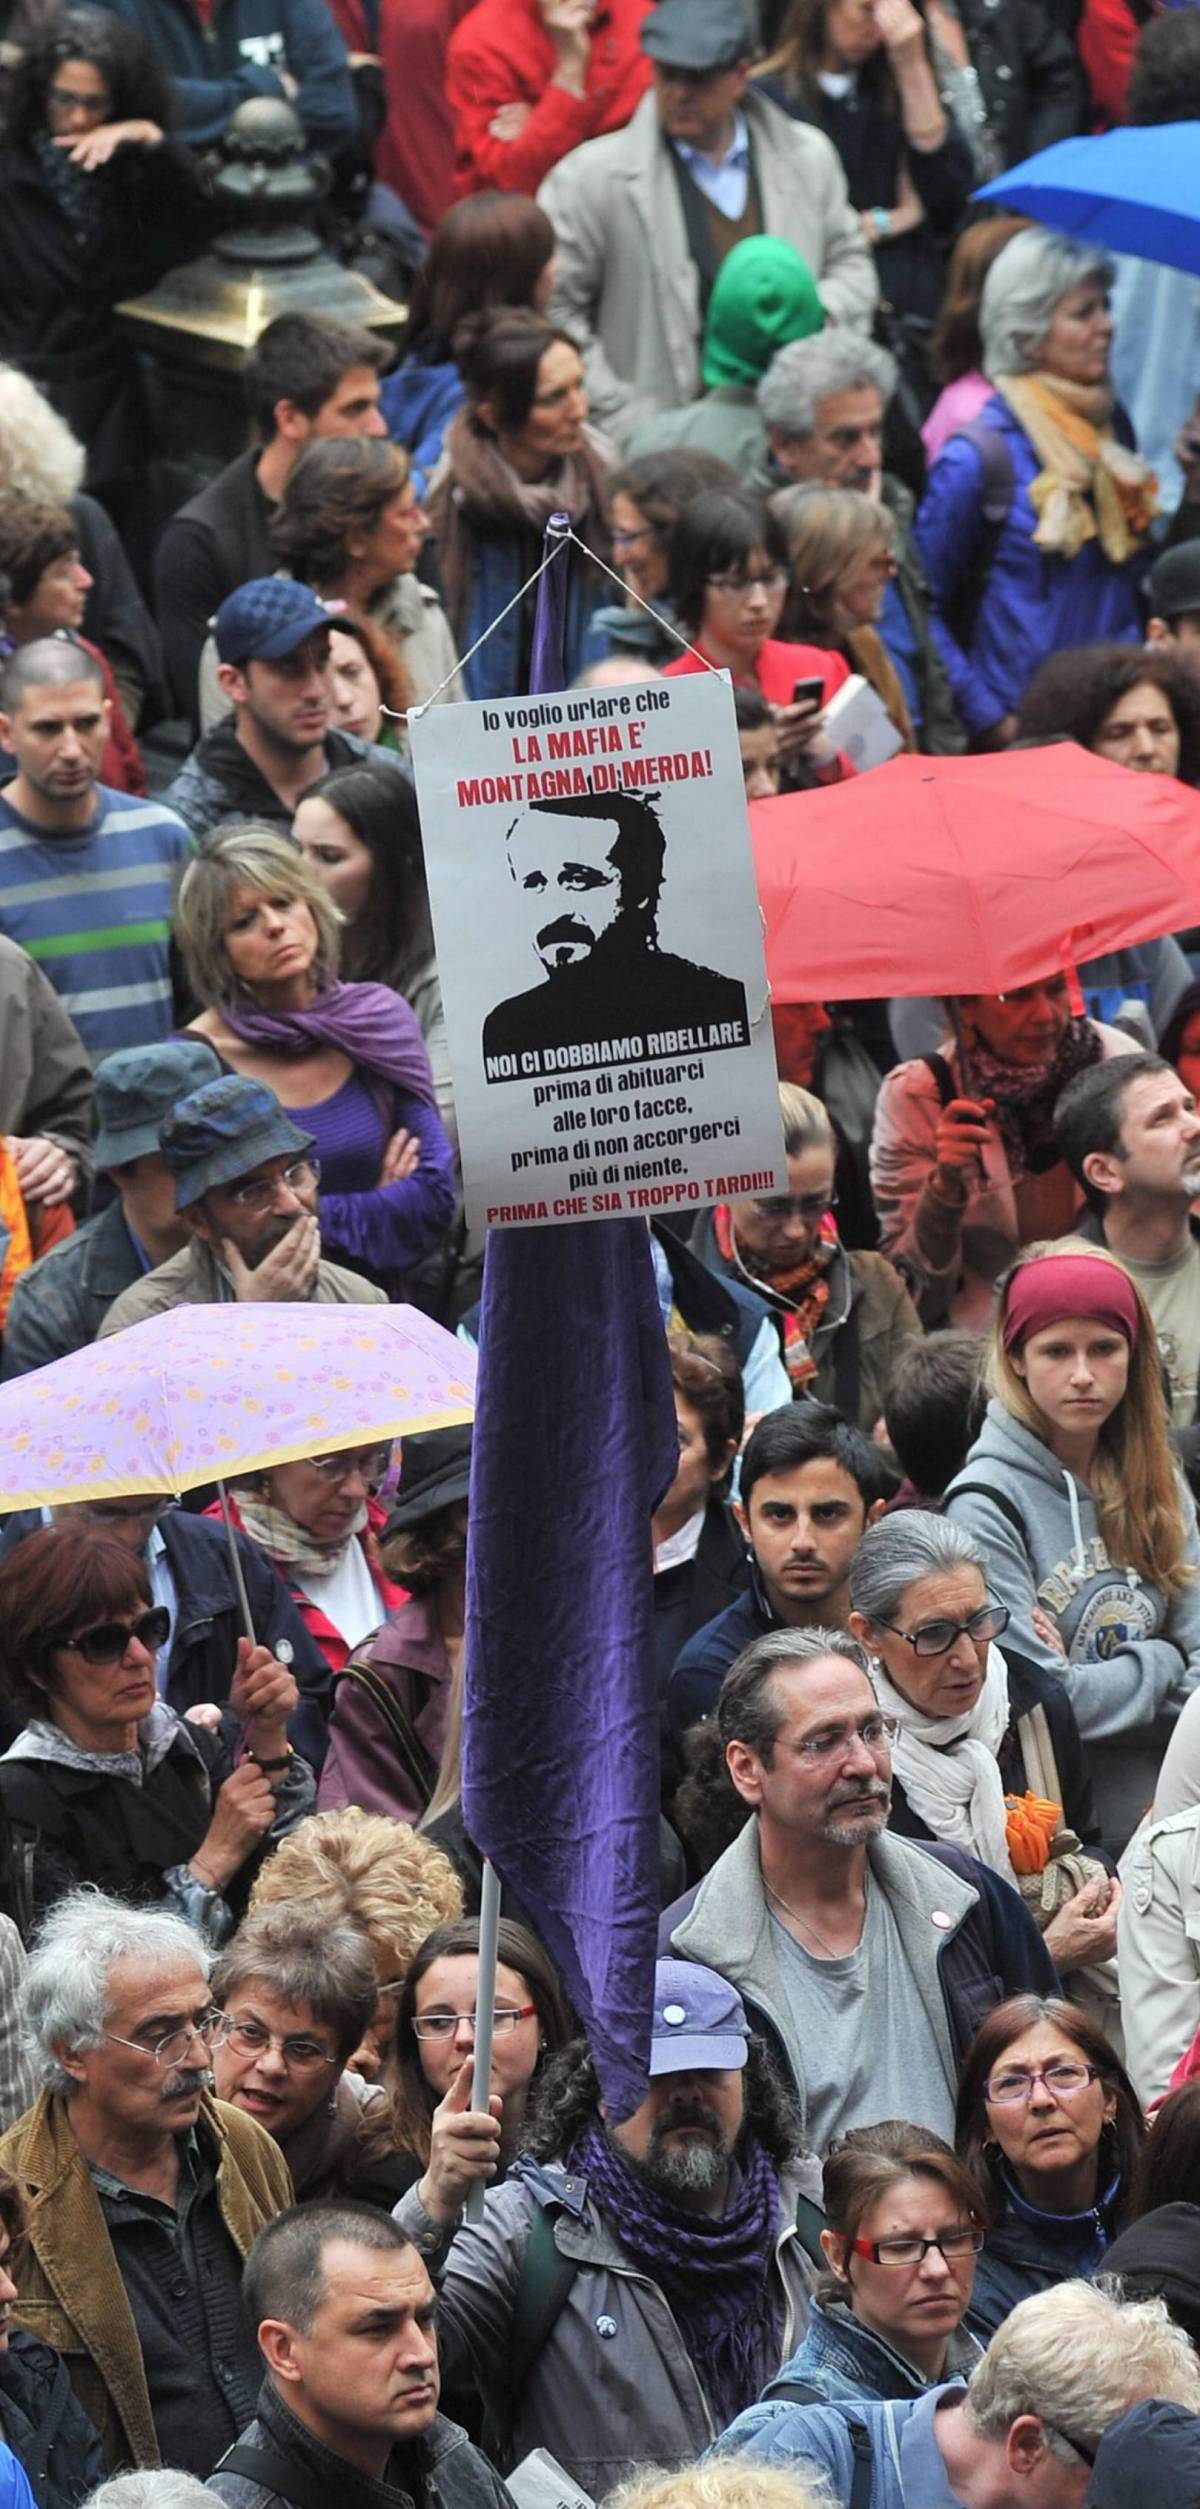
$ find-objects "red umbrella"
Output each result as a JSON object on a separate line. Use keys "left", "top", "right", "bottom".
{"left": 749, "top": 743, "right": 1200, "bottom": 1003}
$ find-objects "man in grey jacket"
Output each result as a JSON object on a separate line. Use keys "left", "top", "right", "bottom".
{"left": 393, "top": 1958, "right": 819, "bottom": 2497}
{"left": 665, "top": 1629, "right": 1056, "bottom": 2151}
{"left": 210, "top": 2203, "right": 513, "bottom": 2509}
{"left": 538, "top": 0, "right": 876, "bottom": 448}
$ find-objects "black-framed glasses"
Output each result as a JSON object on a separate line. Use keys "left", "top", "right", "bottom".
{"left": 223, "top": 1155, "right": 320, "bottom": 1213}
{"left": 851, "top": 2226, "right": 984, "bottom": 2268}
{"left": 57, "top": 1606, "right": 171, "bottom": 1667}
{"left": 881, "top": 1603, "right": 1010, "bottom": 1660}
{"left": 706, "top": 566, "right": 788, "bottom": 596}
{"left": 747, "top": 1190, "right": 838, "bottom": 1223}
{"left": 223, "top": 2017, "right": 338, "bottom": 2071}
{"left": 105, "top": 2010, "right": 233, "bottom": 2068}
{"left": 412, "top": 2003, "right": 536, "bottom": 2041}
{"left": 984, "top": 2061, "right": 1101, "bottom": 2106}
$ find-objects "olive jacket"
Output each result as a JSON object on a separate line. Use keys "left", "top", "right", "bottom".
{"left": 0, "top": 2092, "right": 291, "bottom": 2471}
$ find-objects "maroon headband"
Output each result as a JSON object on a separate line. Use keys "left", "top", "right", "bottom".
{"left": 1001, "top": 1253, "right": 1140, "bottom": 1354}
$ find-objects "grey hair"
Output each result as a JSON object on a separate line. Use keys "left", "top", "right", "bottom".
{"left": 717, "top": 1626, "right": 874, "bottom": 1763}
{"left": 980, "top": 228, "right": 1115, "bottom": 379}
{"left": 82, "top": 2478, "right": 214, "bottom": 2509}
{"left": 967, "top": 2282, "right": 1200, "bottom": 2461}
{"left": 757, "top": 333, "right": 898, "bottom": 440}
{"left": 849, "top": 1514, "right": 987, "bottom": 1630}
{"left": 22, "top": 1892, "right": 211, "bottom": 2097}
{"left": 173, "top": 822, "right": 343, "bottom": 1015}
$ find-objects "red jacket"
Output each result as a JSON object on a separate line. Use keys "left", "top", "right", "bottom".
{"left": 1077, "top": 0, "right": 1151, "bottom": 126}
{"left": 325, "top": 0, "right": 475, "bottom": 236}
{"left": 202, "top": 1493, "right": 405, "bottom": 1677}
{"left": 663, "top": 636, "right": 855, "bottom": 778}
{"left": 447, "top": 0, "right": 653, "bottom": 198}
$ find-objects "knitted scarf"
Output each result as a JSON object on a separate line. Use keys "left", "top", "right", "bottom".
{"left": 870, "top": 1643, "right": 1016, "bottom": 1881}
{"left": 992, "top": 372, "right": 1158, "bottom": 563}
{"left": 965, "top": 1016, "right": 1101, "bottom": 1178}
{"left": 568, "top": 2119, "right": 781, "bottom": 2428}
{"left": 714, "top": 1203, "right": 837, "bottom": 1392}
{"left": 236, "top": 1490, "right": 369, "bottom": 1577}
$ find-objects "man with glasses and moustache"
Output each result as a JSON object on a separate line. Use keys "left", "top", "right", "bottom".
{"left": 0, "top": 1896, "right": 291, "bottom": 2473}
{"left": 665, "top": 1629, "right": 1057, "bottom": 2152}
{"left": 99, "top": 1075, "right": 386, "bottom": 1337}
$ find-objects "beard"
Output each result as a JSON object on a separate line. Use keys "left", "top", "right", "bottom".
{"left": 615, "top": 2096, "right": 736, "bottom": 2203}
{"left": 820, "top": 1778, "right": 890, "bottom": 1847}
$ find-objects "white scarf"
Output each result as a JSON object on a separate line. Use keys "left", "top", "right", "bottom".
{"left": 873, "top": 1643, "right": 1015, "bottom": 1883}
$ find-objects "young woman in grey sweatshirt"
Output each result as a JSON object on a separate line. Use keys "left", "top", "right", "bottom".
{"left": 945, "top": 1241, "right": 1200, "bottom": 1851}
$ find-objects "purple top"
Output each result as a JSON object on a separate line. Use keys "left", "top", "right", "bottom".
{"left": 303, "top": 1068, "right": 458, "bottom": 1291}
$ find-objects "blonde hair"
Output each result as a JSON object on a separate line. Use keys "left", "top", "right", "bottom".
{"left": 770, "top": 483, "right": 894, "bottom": 641}
{"left": 990, "top": 1237, "right": 1192, "bottom": 1594}
{"left": 968, "top": 2280, "right": 1200, "bottom": 2457}
{"left": 609, "top": 2468, "right": 830, "bottom": 2509}
{"left": 0, "top": 369, "right": 85, "bottom": 504}
{"left": 779, "top": 1081, "right": 834, "bottom": 1158}
{"left": 248, "top": 1807, "right": 463, "bottom": 1977}
{"left": 174, "top": 822, "right": 344, "bottom": 1014}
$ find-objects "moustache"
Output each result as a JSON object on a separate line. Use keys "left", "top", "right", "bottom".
{"left": 159, "top": 2068, "right": 210, "bottom": 2102}
{"left": 826, "top": 1779, "right": 890, "bottom": 1809}
{"left": 652, "top": 2099, "right": 721, "bottom": 2140}
{"left": 537, "top": 917, "right": 595, "bottom": 951}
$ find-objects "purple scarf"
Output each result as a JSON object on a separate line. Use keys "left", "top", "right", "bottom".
{"left": 221, "top": 978, "right": 436, "bottom": 1110}
{"left": 568, "top": 2118, "right": 782, "bottom": 2428}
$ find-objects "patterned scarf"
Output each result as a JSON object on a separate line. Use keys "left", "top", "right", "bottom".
{"left": 567, "top": 2118, "right": 781, "bottom": 2428}
{"left": 965, "top": 1016, "right": 1101, "bottom": 1178}
{"left": 992, "top": 372, "right": 1158, "bottom": 563}
{"left": 235, "top": 1490, "right": 369, "bottom": 1578}
{"left": 715, "top": 1203, "right": 838, "bottom": 1392}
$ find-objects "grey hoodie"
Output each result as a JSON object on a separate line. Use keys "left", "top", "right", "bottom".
{"left": 945, "top": 1399, "right": 1200, "bottom": 1770}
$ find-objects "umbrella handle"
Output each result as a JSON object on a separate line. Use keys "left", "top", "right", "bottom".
{"left": 216, "top": 1477, "right": 259, "bottom": 1647}
{"left": 948, "top": 998, "right": 973, "bottom": 1098}
{"left": 465, "top": 1857, "right": 502, "bottom": 2226}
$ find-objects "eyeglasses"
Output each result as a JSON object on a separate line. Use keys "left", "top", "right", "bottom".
{"left": 794, "top": 1712, "right": 899, "bottom": 1765}
{"left": 611, "top": 526, "right": 656, "bottom": 552}
{"left": 222, "top": 1155, "right": 321, "bottom": 1213}
{"left": 851, "top": 2226, "right": 984, "bottom": 2268}
{"left": 76, "top": 1497, "right": 178, "bottom": 1528}
{"left": 984, "top": 2061, "right": 1101, "bottom": 2106}
{"left": 706, "top": 567, "right": 788, "bottom": 597}
{"left": 105, "top": 2010, "right": 233, "bottom": 2068}
{"left": 411, "top": 2003, "right": 537, "bottom": 2041}
{"left": 48, "top": 82, "right": 109, "bottom": 114}
{"left": 304, "top": 1445, "right": 392, "bottom": 1491}
{"left": 881, "top": 1604, "right": 1010, "bottom": 1660}
{"left": 57, "top": 1606, "right": 171, "bottom": 1667}
{"left": 747, "top": 1190, "right": 838, "bottom": 1222}
{"left": 224, "top": 2017, "right": 338, "bottom": 2071}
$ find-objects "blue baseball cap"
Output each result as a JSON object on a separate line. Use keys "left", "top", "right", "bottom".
{"left": 214, "top": 578, "right": 344, "bottom": 665}
{"left": 93, "top": 1039, "right": 223, "bottom": 1168}
{"left": 161, "top": 1075, "right": 315, "bottom": 1210}
{"left": 649, "top": 1959, "right": 749, "bottom": 2075}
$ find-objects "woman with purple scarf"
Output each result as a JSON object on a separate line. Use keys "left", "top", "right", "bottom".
{"left": 174, "top": 823, "right": 457, "bottom": 1302}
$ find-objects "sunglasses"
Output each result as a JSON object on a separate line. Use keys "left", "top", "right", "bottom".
{"left": 56, "top": 1607, "right": 171, "bottom": 1667}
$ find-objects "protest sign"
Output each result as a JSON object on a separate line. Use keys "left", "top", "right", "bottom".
{"left": 410, "top": 669, "right": 787, "bottom": 1231}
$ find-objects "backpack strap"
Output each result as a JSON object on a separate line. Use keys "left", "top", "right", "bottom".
{"left": 946, "top": 421, "right": 1015, "bottom": 650}
{"left": 216, "top": 2440, "right": 332, "bottom": 2509}
{"left": 946, "top": 1481, "right": 1029, "bottom": 1546}
{"left": 830, "top": 1296, "right": 862, "bottom": 1428}
{"left": 791, "top": 2188, "right": 827, "bottom": 2270}
{"left": 335, "top": 1648, "right": 439, "bottom": 1812}
{"left": 508, "top": 2199, "right": 579, "bottom": 2395}
{"left": 847, "top": 2418, "right": 875, "bottom": 2509}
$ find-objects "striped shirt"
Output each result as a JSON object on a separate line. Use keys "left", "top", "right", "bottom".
{"left": 0, "top": 785, "right": 192, "bottom": 1061}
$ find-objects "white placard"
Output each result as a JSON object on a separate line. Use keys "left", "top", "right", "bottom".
{"left": 410, "top": 670, "right": 787, "bottom": 1231}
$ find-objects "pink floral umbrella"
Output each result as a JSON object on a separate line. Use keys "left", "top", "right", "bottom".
{"left": 0, "top": 1302, "right": 476, "bottom": 1509}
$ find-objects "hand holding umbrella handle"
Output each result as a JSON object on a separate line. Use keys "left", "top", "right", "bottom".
{"left": 230, "top": 1637, "right": 298, "bottom": 1771}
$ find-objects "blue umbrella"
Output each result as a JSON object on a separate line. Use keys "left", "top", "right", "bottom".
{"left": 977, "top": 123, "right": 1200, "bottom": 279}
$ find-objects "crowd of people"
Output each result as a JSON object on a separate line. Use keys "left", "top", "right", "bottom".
{"left": 5, "top": 0, "right": 1200, "bottom": 2503}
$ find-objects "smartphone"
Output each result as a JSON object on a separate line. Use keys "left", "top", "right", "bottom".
{"left": 791, "top": 676, "right": 824, "bottom": 708}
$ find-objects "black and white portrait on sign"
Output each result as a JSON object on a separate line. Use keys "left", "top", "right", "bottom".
{"left": 409, "top": 670, "right": 787, "bottom": 1231}
{"left": 482, "top": 788, "right": 750, "bottom": 1074}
